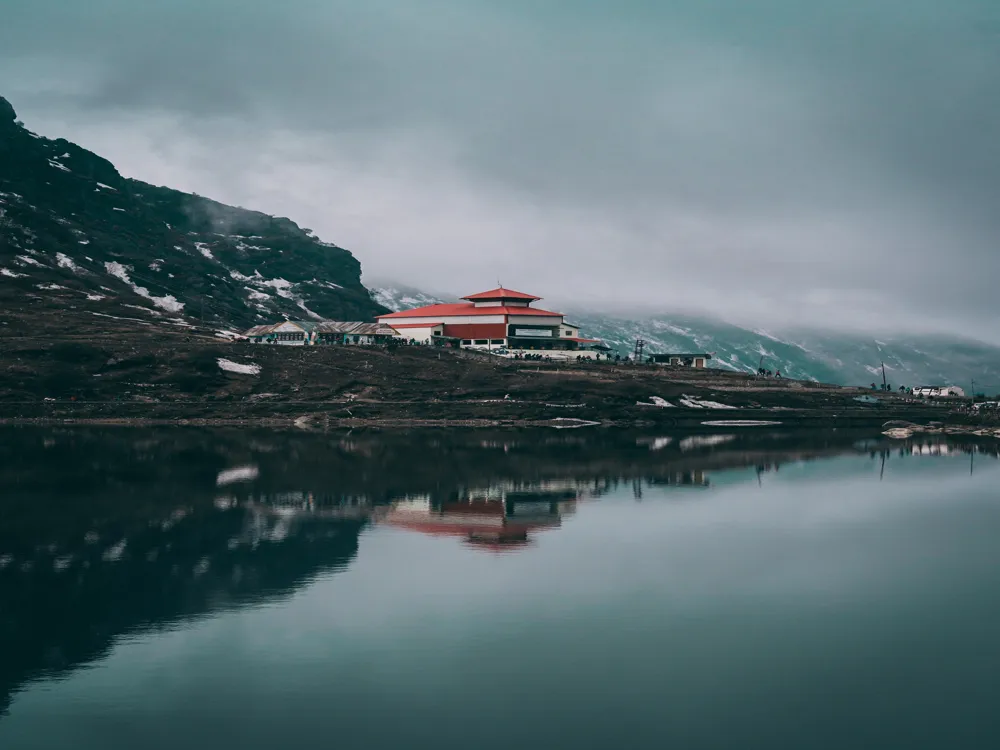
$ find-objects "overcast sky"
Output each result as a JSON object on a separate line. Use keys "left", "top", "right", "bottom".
{"left": 2, "top": 1, "right": 998, "bottom": 339}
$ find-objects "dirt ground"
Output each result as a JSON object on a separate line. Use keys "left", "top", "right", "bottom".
{"left": 0, "top": 316, "right": 974, "bottom": 428}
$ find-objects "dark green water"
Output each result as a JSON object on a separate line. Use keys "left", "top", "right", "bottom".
{"left": 1, "top": 428, "right": 999, "bottom": 749}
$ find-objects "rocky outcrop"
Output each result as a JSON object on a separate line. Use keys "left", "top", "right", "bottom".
{"left": 0, "top": 94, "right": 388, "bottom": 329}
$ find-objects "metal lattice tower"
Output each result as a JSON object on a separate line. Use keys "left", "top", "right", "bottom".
{"left": 634, "top": 338, "right": 646, "bottom": 361}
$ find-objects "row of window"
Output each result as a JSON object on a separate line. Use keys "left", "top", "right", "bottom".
{"left": 462, "top": 339, "right": 506, "bottom": 345}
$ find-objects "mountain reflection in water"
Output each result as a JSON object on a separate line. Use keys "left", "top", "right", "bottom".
{"left": 0, "top": 426, "right": 997, "bottom": 736}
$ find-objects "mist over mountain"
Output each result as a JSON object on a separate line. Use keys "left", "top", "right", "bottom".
{"left": 373, "top": 284, "right": 1000, "bottom": 394}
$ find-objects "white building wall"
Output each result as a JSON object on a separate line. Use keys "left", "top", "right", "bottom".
{"left": 506, "top": 314, "right": 564, "bottom": 326}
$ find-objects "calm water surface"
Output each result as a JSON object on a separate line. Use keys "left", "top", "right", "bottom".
{"left": 1, "top": 428, "right": 999, "bottom": 749}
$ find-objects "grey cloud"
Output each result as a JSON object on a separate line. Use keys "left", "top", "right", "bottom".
{"left": 2, "top": 1, "right": 999, "bottom": 339}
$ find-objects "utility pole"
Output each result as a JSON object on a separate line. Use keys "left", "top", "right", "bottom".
{"left": 971, "top": 378, "right": 976, "bottom": 402}
{"left": 881, "top": 361, "right": 887, "bottom": 391}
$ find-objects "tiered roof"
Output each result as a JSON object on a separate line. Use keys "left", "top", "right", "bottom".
{"left": 379, "top": 303, "right": 561, "bottom": 319}
{"left": 461, "top": 287, "right": 541, "bottom": 302}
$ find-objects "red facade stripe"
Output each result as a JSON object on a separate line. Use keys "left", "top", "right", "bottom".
{"left": 442, "top": 323, "right": 508, "bottom": 339}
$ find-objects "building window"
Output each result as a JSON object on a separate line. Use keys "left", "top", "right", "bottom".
{"left": 474, "top": 339, "right": 489, "bottom": 345}
{"left": 432, "top": 330, "right": 440, "bottom": 336}
{"left": 462, "top": 339, "right": 473, "bottom": 345}
{"left": 490, "top": 339, "right": 504, "bottom": 345}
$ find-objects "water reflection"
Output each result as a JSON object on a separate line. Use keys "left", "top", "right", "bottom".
{"left": 381, "top": 484, "right": 577, "bottom": 551}
{"left": 0, "top": 426, "right": 997, "bottom": 721}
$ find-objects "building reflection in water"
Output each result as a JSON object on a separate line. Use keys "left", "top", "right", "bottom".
{"left": 3, "top": 427, "right": 999, "bottom": 714}
{"left": 380, "top": 482, "right": 578, "bottom": 552}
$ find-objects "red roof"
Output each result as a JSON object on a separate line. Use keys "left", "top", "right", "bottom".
{"left": 442, "top": 323, "right": 507, "bottom": 340}
{"left": 378, "top": 303, "right": 562, "bottom": 319}
{"left": 461, "top": 287, "right": 540, "bottom": 302}
{"left": 388, "top": 322, "right": 442, "bottom": 329}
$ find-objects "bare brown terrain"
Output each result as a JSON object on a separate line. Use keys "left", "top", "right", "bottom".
{"left": 0, "top": 309, "right": 977, "bottom": 429}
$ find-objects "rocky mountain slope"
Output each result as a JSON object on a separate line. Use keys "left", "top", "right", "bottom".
{"left": 0, "top": 94, "right": 386, "bottom": 333}
{"left": 374, "top": 284, "right": 1000, "bottom": 394}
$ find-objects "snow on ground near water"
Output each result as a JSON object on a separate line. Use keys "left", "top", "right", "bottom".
{"left": 1, "top": 268, "right": 25, "bottom": 278}
{"left": 112, "top": 207, "right": 126, "bottom": 212}
{"left": 679, "top": 394, "right": 737, "bottom": 409}
{"left": 702, "top": 420, "right": 783, "bottom": 427}
{"left": 104, "top": 261, "right": 185, "bottom": 313}
{"left": 637, "top": 396, "right": 675, "bottom": 408}
{"left": 217, "top": 358, "right": 261, "bottom": 375}
{"left": 55, "top": 252, "right": 83, "bottom": 273}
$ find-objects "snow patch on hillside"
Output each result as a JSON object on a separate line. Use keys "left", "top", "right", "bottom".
{"left": 55, "top": 252, "right": 83, "bottom": 274}
{"left": 245, "top": 287, "right": 272, "bottom": 302}
{"left": 297, "top": 299, "right": 324, "bottom": 320}
{"left": 371, "top": 286, "right": 446, "bottom": 312}
{"left": 104, "top": 261, "right": 185, "bottom": 313}
{"left": 217, "top": 359, "right": 260, "bottom": 375}
{"left": 259, "top": 278, "right": 295, "bottom": 299}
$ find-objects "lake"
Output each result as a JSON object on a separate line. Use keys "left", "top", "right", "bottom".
{"left": 1, "top": 427, "right": 999, "bottom": 749}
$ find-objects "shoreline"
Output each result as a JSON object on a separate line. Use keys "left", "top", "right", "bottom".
{"left": 0, "top": 405, "right": 992, "bottom": 432}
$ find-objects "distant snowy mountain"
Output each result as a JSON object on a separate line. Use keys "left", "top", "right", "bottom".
{"left": 372, "top": 285, "right": 1000, "bottom": 394}
{"left": 369, "top": 284, "right": 445, "bottom": 313}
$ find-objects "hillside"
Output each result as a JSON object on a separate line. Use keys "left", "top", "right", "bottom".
{"left": 373, "top": 285, "right": 1000, "bottom": 394}
{"left": 0, "top": 94, "right": 386, "bottom": 334}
